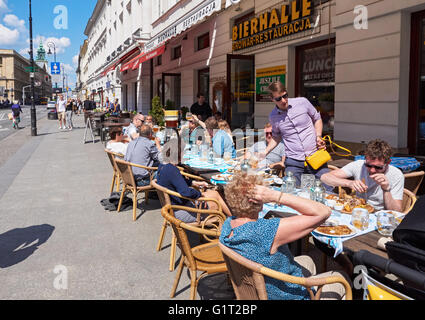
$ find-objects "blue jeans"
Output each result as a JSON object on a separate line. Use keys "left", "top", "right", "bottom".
{"left": 284, "top": 157, "right": 333, "bottom": 192}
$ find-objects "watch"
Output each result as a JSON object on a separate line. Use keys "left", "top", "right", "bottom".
{"left": 382, "top": 188, "right": 391, "bottom": 192}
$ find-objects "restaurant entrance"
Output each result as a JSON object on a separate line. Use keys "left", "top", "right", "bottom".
{"left": 226, "top": 54, "right": 255, "bottom": 129}
{"left": 160, "top": 73, "right": 181, "bottom": 110}
{"left": 409, "top": 9, "right": 425, "bottom": 155}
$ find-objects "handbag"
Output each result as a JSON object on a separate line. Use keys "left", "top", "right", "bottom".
{"left": 8, "top": 113, "right": 13, "bottom": 120}
{"left": 305, "top": 135, "right": 352, "bottom": 170}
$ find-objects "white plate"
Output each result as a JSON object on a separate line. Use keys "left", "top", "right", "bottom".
{"left": 313, "top": 224, "right": 357, "bottom": 238}
{"left": 274, "top": 177, "right": 283, "bottom": 185}
{"left": 211, "top": 174, "right": 232, "bottom": 181}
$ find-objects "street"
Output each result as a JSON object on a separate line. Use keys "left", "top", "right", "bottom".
{"left": 0, "top": 105, "right": 47, "bottom": 141}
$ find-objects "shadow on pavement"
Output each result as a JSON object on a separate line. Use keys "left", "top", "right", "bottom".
{"left": 0, "top": 224, "right": 55, "bottom": 268}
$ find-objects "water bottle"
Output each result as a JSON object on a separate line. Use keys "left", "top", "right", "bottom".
{"left": 208, "top": 148, "right": 214, "bottom": 164}
{"left": 312, "top": 180, "right": 325, "bottom": 203}
{"left": 284, "top": 171, "right": 296, "bottom": 194}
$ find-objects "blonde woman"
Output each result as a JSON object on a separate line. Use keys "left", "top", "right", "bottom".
{"left": 219, "top": 172, "right": 351, "bottom": 300}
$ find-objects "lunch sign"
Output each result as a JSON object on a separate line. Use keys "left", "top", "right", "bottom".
{"left": 232, "top": 0, "right": 315, "bottom": 51}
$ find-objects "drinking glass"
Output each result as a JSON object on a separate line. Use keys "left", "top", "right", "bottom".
{"left": 351, "top": 208, "right": 369, "bottom": 231}
{"left": 376, "top": 211, "right": 397, "bottom": 236}
{"left": 248, "top": 156, "right": 259, "bottom": 169}
{"left": 301, "top": 174, "right": 315, "bottom": 191}
{"left": 186, "top": 112, "right": 193, "bottom": 121}
{"left": 200, "top": 145, "right": 209, "bottom": 162}
{"left": 223, "top": 151, "right": 232, "bottom": 161}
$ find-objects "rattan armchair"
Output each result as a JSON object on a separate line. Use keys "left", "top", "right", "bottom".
{"left": 161, "top": 204, "right": 228, "bottom": 300}
{"left": 152, "top": 178, "right": 225, "bottom": 271}
{"left": 402, "top": 188, "right": 417, "bottom": 214}
{"left": 218, "top": 242, "right": 352, "bottom": 300}
{"left": 114, "top": 159, "right": 157, "bottom": 221}
{"left": 105, "top": 149, "right": 124, "bottom": 193}
{"left": 403, "top": 171, "right": 424, "bottom": 195}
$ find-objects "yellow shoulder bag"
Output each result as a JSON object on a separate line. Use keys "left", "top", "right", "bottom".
{"left": 305, "top": 135, "right": 352, "bottom": 170}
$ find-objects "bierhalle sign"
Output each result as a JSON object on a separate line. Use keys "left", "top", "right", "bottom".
{"left": 232, "top": 0, "right": 314, "bottom": 51}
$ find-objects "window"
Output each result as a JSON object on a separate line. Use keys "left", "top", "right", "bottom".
{"left": 156, "top": 55, "right": 162, "bottom": 66}
{"left": 171, "top": 45, "right": 181, "bottom": 60}
{"left": 197, "top": 33, "right": 209, "bottom": 51}
{"left": 0, "top": 57, "right": 2, "bottom": 65}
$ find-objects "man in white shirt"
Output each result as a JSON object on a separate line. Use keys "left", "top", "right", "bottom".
{"left": 123, "top": 114, "right": 144, "bottom": 141}
{"left": 56, "top": 95, "right": 67, "bottom": 129}
{"left": 106, "top": 127, "right": 128, "bottom": 156}
{"left": 320, "top": 139, "right": 404, "bottom": 211}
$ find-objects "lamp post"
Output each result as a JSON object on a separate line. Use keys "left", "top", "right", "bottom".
{"left": 28, "top": 0, "right": 37, "bottom": 136}
{"left": 47, "top": 41, "right": 58, "bottom": 90}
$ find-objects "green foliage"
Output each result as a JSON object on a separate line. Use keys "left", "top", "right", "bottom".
{"left": 181, "top": 106, "right": 189, "bottom": 119}
{"left": 149, "top": 96, "right": 165, "bottom": 126}
{"left": 164, "top": 99, "right": 175, "bottom": 110}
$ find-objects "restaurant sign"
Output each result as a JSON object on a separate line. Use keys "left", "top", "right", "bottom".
{"left": 145, "top": 0, "right": 221, "bottom": 53}
{"left": 232, "top": 0, "right": 314, "bottom": 51}
{"left": 256, "top": 65, "right": 286, "bottom": 102}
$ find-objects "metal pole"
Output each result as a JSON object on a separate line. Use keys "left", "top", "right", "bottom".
{"left": 29, "top": 0, "right": 37, "bottom": 136}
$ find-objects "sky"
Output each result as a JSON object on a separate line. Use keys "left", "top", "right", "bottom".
{"left": 0, "top": 0, "right": 97, "bottom": 90}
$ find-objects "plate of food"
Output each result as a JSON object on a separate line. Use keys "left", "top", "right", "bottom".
{"left": 211, "top": 174, "right": 233, "bottom": 181}
{"left": 314, "top": 224, "right": 357, "bottom": 237}
{"left": 341, "top": 203, "right": 375, "bottom": 214}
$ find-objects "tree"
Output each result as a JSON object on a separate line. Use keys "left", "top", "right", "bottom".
{"left": 149, "top": 96, "right": 165, "bottom": 126}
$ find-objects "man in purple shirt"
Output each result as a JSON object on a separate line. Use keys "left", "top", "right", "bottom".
{"left": 259, "top": 81, "right": 331, "bottom": 190}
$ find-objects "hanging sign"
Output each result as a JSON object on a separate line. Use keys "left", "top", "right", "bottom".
{"left": 256, "top": 65, "right": 286, "bottom": 102}
{"left": 232, "top": 0, "right": 314, "bottom": 51}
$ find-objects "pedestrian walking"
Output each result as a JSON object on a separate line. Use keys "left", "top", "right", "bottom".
{"left": 11, "top": 100, "right": 23, "bottom": 130}
{"left": 65, "top": 98, "right": 74, "bottom": 130}
{"left": 56, "top": 94, "right": 67, "bottom": 130}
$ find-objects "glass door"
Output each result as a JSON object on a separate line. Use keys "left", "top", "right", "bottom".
{"left": 198, "top": 68, "right": 210, "bottom": 104}
{"left": 161, "top": 73, "right": 181, "bottom": 110}
{"left": 227, "top": 54, "right": 255, "bottom": 129}
{"left": 409, "top": 10, "right": 425, "bottom": 155}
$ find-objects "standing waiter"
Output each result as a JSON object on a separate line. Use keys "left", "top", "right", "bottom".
{"left": 259, "top": 81, "right": 331, "bottom": 190}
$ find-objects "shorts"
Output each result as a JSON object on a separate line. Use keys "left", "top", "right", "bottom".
{"left": 58, "top": 111, "right": 66, "bottom": 121}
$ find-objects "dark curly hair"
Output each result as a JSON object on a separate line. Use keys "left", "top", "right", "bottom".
{"left": 364, "top": 139, "right": 393, "bottom": 163}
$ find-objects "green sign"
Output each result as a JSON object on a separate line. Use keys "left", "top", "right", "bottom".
{"left": 256, "top": 65, "right": 286, "bottom": 102}
{"left": 25, "top": 66, "right": 39, "bottom": 72}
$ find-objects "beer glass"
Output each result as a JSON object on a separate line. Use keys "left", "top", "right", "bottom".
{"left": 351, "top": 208, "right": 369, "bottom": 231}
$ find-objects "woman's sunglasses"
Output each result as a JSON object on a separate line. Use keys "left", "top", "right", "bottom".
{"left": 272, "top": 93, "right": 289, "bottom": 102}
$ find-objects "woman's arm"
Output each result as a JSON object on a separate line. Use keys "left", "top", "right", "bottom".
{"left": 250, "top": 186, "right": 331, "bottom": 253}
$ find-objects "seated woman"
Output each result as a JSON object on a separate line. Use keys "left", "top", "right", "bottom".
{"left": 220, "top": 172, "right": 352, "bottom": 300}
{"left": 156, "top": 161, "right": 231, "bottom": 223}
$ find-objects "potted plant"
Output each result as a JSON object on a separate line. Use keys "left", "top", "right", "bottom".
{"left": 181, "top": 106, "right": 189, "bottom": 120}
{"left": 149, "top": 96, "right": 165, "bottom": 126}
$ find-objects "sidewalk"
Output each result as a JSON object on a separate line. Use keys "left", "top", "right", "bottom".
{"left": 0, "top": 115, "right": 234, "bottom": 300}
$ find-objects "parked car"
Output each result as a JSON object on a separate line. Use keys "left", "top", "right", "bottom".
{"left": 47, "top": 101, "right": 56, "bottom": 112}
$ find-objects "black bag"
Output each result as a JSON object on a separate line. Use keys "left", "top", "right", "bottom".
{"left": 385, "top": 196, "right": 425, "bottom": 274}
{"left": 100, "top": 192, "right": 133, "bottom": 211}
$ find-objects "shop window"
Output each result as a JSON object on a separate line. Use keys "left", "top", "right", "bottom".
{"left": 171, "top": 45, "right": 181, "bottom": 60}
{"left": 296, "top": 39, "right": 335, "bottom": 137}
{"left": 196, "top": 33, "right": 209, "bottom": 51}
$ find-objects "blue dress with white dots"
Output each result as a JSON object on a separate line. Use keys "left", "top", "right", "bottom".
{"left": 220, "top": 217, "right": 310, "bottom": 300}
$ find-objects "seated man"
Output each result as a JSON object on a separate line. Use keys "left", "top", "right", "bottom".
{"left": 204, "top": 117, "right": 236, "bottom": 158}
{"left": 320, "top": 139, "right": 404, "bottom": 211}
{"left": 125, "top": 124, "right": 162, "bottom": 187}
{"left": 180, "top": 117, "right": 204, "bottom": 146}
{"left": 157, "top": 161, "right": 231, "bottom": 223}
{"left": 106, "top": 127, "right": 128, "bottom": 156}
{"left": 123, "top": 114, "right": 144, "bottom": 141}
{"left": 245, "top": 123, "right": 286, "bottom": 170}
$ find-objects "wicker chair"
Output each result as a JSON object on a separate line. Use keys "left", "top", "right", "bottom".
{"left": 218, "top": 242, "right": 352, "bottom": 300}
{"left": 114, "top": 159, "right": 157, "bottom": 221}
{"left": 403, "top": 171, "right": 424, "bottom": 195}
{"left": 402, "top": 188, "right": 417, "bottom": 214}
{"left": 161, "top": 204, "right": 228, "bottom": 300}
{"left": 105, "top": 149, "right": 124, "bottom": 193}
{"left": 152, "top": 177, "right": 225, "bottom": 271}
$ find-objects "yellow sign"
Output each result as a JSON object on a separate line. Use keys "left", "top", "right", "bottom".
{"left": 232, "top": 0, "right": 314, "bottom": 51}
{"left": 256, "top": 65, "right": 286, "bottom": 77}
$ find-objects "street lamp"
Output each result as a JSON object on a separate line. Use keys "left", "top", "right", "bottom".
{"left": 47, "top": 42, "right": 58, "bottom": 90}
{"left": 28, "top": 0, "right": 37, "bottom": 136}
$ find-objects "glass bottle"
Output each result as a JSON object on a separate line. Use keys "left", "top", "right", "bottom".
{"left": 312, "top": 180, "right": 325, "bottom": 203}
{"left": 241, "top": 159, "right": 250, "bottom": 172}
{"left": 208, "top": 147, "right": 214, "bottom": 164}
{"left": 284, "top": 171, "right": 296, "bottom": 194}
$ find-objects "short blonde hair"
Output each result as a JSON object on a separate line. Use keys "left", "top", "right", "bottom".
{"left": 268, "top": 81, "right": 286, "bottom": 94}
{"left": 218, "top": 119, "right": 231, "bottom": 132}
{"left": 224, "top": 173, "right": 264, "bottom": 219}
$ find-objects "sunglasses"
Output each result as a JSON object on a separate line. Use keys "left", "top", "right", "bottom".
{"left": 364, "top": 162, "right": 386, "bottom": 170}
{"left": 265, "top": 132, "right": 273, "bottom": 136}
{"left": 272, "top": 93, "right": 288, "bottom": 102}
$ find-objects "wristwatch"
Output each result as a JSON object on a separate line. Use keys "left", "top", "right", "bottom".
{"left": 382, "top": 187, "right": 391, "bottom": 192}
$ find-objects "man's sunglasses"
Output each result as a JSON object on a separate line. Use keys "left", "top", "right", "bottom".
{"left": 272, "top": 93, "right": 288, "bottom": 102}
{"left": 265, "top": 132, "right": 273, "bottom": 136}
{"left": 364, "top": 162, "right": 386, "bottom": 170}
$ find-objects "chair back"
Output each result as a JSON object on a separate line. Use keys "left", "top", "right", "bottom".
{"left": 161, "top": 204, "right": 222, "bottom": 270}
{"left": 151, "top": 179, "right": 172, "bottom": 207}
{"left": 403, "top": 171, "right": 424, "bottom": 195}
{"left": 114, "top": 159, "right": 137, "bottom": 189}
{"left": 105, "top": 149, "right": 123, "bottom": 169}
{"left": 218, "top": 242, "right": 268, "bottom": 300}
{"left": 402, "top": 188, "right": 417, "bottom": 214}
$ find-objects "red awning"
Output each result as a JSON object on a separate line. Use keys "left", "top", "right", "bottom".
{"left": 102, "top": 63, "right": 117, "bottom": 76}
{"left": 120, "top": 44, "right": 166, "bottom": 72}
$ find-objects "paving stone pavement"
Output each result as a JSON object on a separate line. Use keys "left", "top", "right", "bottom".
{"left": 0, "top": 114, "right": 345, "bottom": 300}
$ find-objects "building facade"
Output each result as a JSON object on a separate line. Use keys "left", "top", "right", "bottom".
{"left": 0, "top": 49, "right": 52, "bottom": 104}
